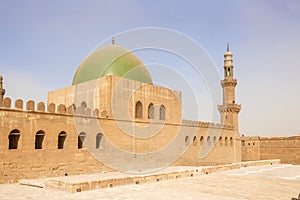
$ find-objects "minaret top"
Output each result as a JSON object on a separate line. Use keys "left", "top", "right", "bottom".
{"left": 0, "top": 75, "right": 3, "bottom": 88}
{"left": 0, "top": 74, "right": 5, "bottom": 105}
{"left": 112, "top": 36, "right": 115, "bottom": 44}
{"left": 224, "top": 43, "right": 233, "bottom": 67}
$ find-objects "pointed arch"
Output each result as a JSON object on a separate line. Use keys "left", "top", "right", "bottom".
{"left": 58, "top": 131, "right": 67, "bottom": 149}
{"left": 207, "top": 136, "right": 211, "bottom": 145}
{"left": 148, "top": 103, "right": 154, "bottom": 119}
{"left": 159, "top": 105, "right": 166, "bottom": 120}
{"left": 78, "top": 132, "right": 86, "bottom": 149}
{"left": 96, "top": 133, "right": 103, "bottom": 149}
{"left": 193, "top": 136, "right": 197, "bottom": 146}
{"left": 35, "top": 130, "right": 45, "bottom": 149}
{"left": 200, "top": 136, "right": 204, "bottom": 145}
{"left": 9, "top": 129, "right": 20, "bottom": 149}
{"left": 185, "top": 136, "right": 189, "bottom": 146}
{"left": 135, "top": 101, "right": 143, "bottom": 118}
{"left": 213, "top": 136, "right": 217, "bottom": 143}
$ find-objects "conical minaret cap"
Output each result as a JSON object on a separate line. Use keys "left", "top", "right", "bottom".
{"left": 224, "top": 43, "right": 233, "bottom": 66}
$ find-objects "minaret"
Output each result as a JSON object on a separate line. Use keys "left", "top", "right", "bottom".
{"left": 218, "top": 44, "right": 241, "bottom": 130}
{"left": 0, "top": 75, "right": 5, "bottom": 106}
{"left": 112, "top": 36, "right": 115, "bottom": 44}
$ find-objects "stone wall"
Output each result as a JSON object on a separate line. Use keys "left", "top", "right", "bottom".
{"left": 0, "top": 101, "right": 240, "bottom": 183}
{"left": 241, "top": 136, "right": 300, "bottom": 165}
{"left": 241, "top": 136, "right": 260, "bottom": 161}
{"left": 0, "top": 104, "right": 112, "bottom": 183}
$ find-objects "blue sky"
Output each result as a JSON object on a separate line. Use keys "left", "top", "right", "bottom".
{"left": 0, "top": 0, "right": 300, "bottom": 136}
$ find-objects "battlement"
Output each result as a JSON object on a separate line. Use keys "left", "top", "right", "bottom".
{"left": 241, "top": 135, "right": 300, "bottom": 140}
{"left": 0, "top": 97, "right": 100, "bottom": 117}
{"left": 0, "top": 97, "right": 235, "bottom": 130}
{"left": 181, "top": 119, "right": 234, "bottom": 129}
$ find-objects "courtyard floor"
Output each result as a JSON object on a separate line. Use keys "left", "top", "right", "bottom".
{"left": 0, "top": 164, "right": 299, "bottom": 200}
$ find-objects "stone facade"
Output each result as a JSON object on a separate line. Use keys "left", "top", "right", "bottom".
{"left": 0, "top": 95, "right": 239, "bottom": 183}
{"left": 241, "top": 135, "right": 300, "bottom": 165}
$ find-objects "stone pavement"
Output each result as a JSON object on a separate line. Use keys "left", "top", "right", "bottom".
{"left": 0, "top": 164, "right": 299, "bottom": 200}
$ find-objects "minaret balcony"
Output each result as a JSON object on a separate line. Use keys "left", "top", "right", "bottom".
{"left": 221, "top": 79, "right": 237, "bottom": 87}
{"left": 218, "top": 104, "right": 241, "bottom": 113}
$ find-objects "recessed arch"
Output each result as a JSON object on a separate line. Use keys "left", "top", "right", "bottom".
{"left": 185, "top": 136, "right": 189, "bottom": 146}
{"left": 219, "top": 136, "right": 223, "bottom": 145}
{"left": 193, "top": 136, "right": 197, "bottom": 146}
{"left": 135, "top": 101, "right": 143, "bottom": 118}
{"left": 81, "top": 101, "right": 87, "bottom": 109}
{"left": 159, "top": 105, "right": 166, "bottom": 120}
{"left": 193, "top": 136, "right": 197, "bottom": 142}
{"left": 148, "top": 103, "right": 154, "bottom": 119}
{"left": 35, "top": 130, "right": 45, "bottom": 149}
{"left": 213, "top": 136, "right": 217, "bottom": 143}
{"left": 96, "top": 133, "right": 103, "bottom": 149}
{"left": 241, "top": 140, "right": 245, "bottom": 146}
{"left": 78, "top": 132, "right": 86, "bottom": 149}
{"left": 207, "top": 136, "right": 211, "bottom": 145}
{"left": 8, "top": 129, "right": 20, "bottom": 149}
{"left": 58, "top": 131, "right": 67, "bottom": 149}
{"left": 200, "top": 136, "right": 204, "bottom": 145}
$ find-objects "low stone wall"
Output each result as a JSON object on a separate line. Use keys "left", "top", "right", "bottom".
{"left": 44, "top": 159, "right": 280, "bottom": 192}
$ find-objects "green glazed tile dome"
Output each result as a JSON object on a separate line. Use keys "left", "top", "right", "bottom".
{"left": 72, "top": 44, "right": 153, "bottom": 85}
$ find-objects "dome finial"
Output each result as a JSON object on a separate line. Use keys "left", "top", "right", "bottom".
{"left": 0, "top": 74, "right": 5, "bottom": 107}
{"left": 112, "top": 36, "right": 115, "bottom": 44}
{"left": 227, "top": 42, "right": 230, "bottom": 52}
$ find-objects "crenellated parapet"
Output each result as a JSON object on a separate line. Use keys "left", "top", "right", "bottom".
{"left": 0, "top": 97, "right": 100, "bottom": 117}
{"left": 181, "top": 119, "right": 234, "bottom": 129}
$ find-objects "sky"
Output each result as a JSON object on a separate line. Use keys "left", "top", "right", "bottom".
{"left": 0, "top": 0, "right": 300, "bottom": 136}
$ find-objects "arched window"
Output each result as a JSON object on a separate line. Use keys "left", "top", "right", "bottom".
{"left": 78, "top": 101, "right": 87, "bottom": 114}
{"left": 9, "top": 129, "right": 20, "bottom": 149}
{"left": 200, "top": 136, "right": 204, "bottom": 145}
{"left": 78, "top": 132, "right": 86, "bottom": 149}
{"left": 193, "top": 136, "right": 197, "bottom": 142}
{"left": 225, "top": 137, "right": 228, "bottom": 146}
{"left": 213, "top": 136, "right": 217, "bottom": 143}
{"left": 207, "top": 136, "right": 211, "bottom": 145}
{"left": 135, "top": 101, "right": 143, "bottom": 118}
{"left": 219, "top": 136, "right": 223, "bottom": 145}
{"left": 193, "top": 136, "right": 197, "bottom": 146}
{"left": 185, "top": 136, "right": 189, "bottom": 146}
{"left": 241, "top": 140, "right": 245, "bottom": 146}
{"left": 35, "top": 130, "right": 45, "bottom": 149}
{"left": 58, "top": 131, "right": 66, "bottom": 149}
{"left": 81, "top": 101, "right": 87, "bottom": 109}
{"left": 72, "top": 103, "right": 76, "bottom": 112}
{"left": 230, "top": 137, "right": 233, "bottom": 146}
{"left": 96, "top": 133, "right": 103, "bottom": 149}
{"left": 159, "top": 105, "right": 166, "bottom": 120}
{"left": 148, "top": 103, "right": 154, "bottom": 119}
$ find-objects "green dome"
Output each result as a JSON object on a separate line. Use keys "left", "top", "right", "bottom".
{"left": 72, "top": 44, "right": 152, "bottom": 85}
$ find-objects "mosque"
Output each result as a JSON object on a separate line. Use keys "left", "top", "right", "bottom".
{"left": 0, "top": 39, "right": 298, "bottom": 183}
